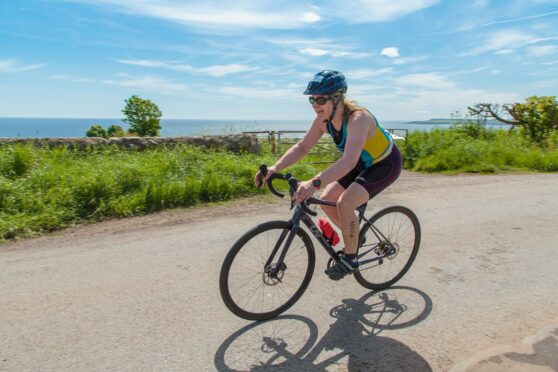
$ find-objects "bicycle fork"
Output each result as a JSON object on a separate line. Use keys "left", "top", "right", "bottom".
{"left": 265, "top": 205, "right": 342, "bottom": 278}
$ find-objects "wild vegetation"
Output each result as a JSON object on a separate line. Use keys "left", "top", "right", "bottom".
{"left": 0, "top": 143, "right": 325, "bottom": 241}
{"left": 2, "top": 95, "right": 557, "bottom": 241}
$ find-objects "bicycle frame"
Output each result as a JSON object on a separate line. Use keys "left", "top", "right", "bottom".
{"left": 266, "top": 199, "right": 394, "bottom": 277}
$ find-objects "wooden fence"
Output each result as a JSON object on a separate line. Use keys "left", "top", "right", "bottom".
{"left": 242, "top": 129, "right": 408, "bottom": 164}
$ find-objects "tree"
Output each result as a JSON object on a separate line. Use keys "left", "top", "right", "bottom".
{"left": 122, "top": 95, "right": 162, "bottom": 137}
{"left": 468, "top": 96, "right": 558, "bottom": 143}
{"left": 107, "top": 125, "right": 126, "bottom": 137}
{"left": 86, "top": 124, "right": 107, "bottom": 138}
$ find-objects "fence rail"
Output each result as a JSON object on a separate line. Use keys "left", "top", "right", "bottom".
{"left": 243, "top": 129, "right": 407, "bottom": 164}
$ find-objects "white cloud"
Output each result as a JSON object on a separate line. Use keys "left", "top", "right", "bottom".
{"left": 46, "top": 74, "right": 95, "bottom": 83}
{"left": 117, "top": 59, "right": 256, "bottom": 76}
{"left": 299, "top": 48, "right": 372, "bottom": 58}
{"left": 459, "top": 30, "right": 537, "bottom": 56}
{"left": 381, "top": 47, "right": 400, "bottom": 58}
{"left": 73, "top": 1, "right": 321, "bottom": 30}
{"left": 392, "top": 55, "right": 429, "bottom": 65}
{"left": 196, "top": 64, "right": 258, "bottom": 77}
{"left": 345, "top": 68, "right": 394, "bottom": 79}
{"left": 0, "top": 59, "right": 43, "bottom": 73}
{"left": 401, "top": 88, "right": 521, "bottom": 117}
{"left": 118, "top": 59, "right": 193, "bottom": 72}
{"left": 216, "top": 86, "right": 298, "bottom": 99}
{"left": 395, "top": 73, "right": 456, "bottom": 89}
{"left": 526, "top": 45, "right": 557, "bottom": 56}
{"left": 300, "top": 48, "right": 329, "bottom": 57}
{"left": 478, "top": 10, "right": 558, "bottom": 28}
{"left": 301, "top": 12, "right": 321, "bottom": 23}
{"left": 324, "top": 0, "right": 440, "bottom": 23}
{"left": 103, "top": 74, "right": 188, "bottom": 93}
{"left": 451, "top": 66, "right": 490, "bottom": 75}
{"left": 71, "top": 0, "right": 438, "bottom": 31}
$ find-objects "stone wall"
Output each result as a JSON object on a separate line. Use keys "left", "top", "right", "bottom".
{"left": 0, "top": 134, "right": 261, "bottom": 154}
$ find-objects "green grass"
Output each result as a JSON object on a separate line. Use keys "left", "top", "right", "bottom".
{"left": 2, "top": 127, "right": 557, "bottom": 242}
{"left": 400, "top": 125, "right": 558, "bottom": 173}
{"left": 0, "top": 143, "right": 328, "bottom": 242}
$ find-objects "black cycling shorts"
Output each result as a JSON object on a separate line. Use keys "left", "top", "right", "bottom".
{"left": 337, "top": 144, "right": 402, "bottom": 199}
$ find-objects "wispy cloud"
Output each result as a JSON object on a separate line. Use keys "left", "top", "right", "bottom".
{"left": 265, "top": 37, "right": 373, "bottom": 59}
{"left": 0, "top": 59, "right": 43, "bottom": 73}
{"left": 72, "top": 1, "right": 321, "bottom": 30}
{"left": 46, "top": 74, "right": 95, "bottom": 83}
{"left": 118, "top": 59, "right": 193, "bottom": 72}
{"left": 477, "top": 10, "right": 558, "bottom": 28}
{"left": 103, "top": 73, "right": 188, "bottom": 93}
{"left": 117, "top": 59, "right": 257, "bottom": 76}
{"left": 197, "top": 64, "right": 258, "bottom": 77}
{"left": 215, "top": 86, "right": 298, "bottom": 99}
{"left": 395, "top": 73, "right": 456, "bottom": 89}
{"left": 298, "top": 48, "right": 371, "bottom": 58}
{"left": 70, "top": 0, "right": 439, "bottom": 31}
{"left": 526, "top": 44, "right": 557, "bottom": 56}
{"left": 458, "top": 29, "right": 557, "bottom": 56}
{"left": 345, "top": 68, "right": 394, "bottom": 79}
{"left": 323, "top": 0, "right": 440, "bottom": 23}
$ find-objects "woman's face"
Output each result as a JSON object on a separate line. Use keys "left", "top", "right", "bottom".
{"left": 310, "top": 95, "right": 333, "bottom": 119}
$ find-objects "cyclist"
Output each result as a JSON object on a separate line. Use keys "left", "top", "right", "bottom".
{"left": 255, "top": 70, "right": 402, "bottom": 280}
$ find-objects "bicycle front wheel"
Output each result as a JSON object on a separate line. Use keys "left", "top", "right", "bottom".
{"left": 219, "top": 221, "right": 315, "bottom": 321}
{"left": 354, "top": 206, "right": 421, "bottom": 290}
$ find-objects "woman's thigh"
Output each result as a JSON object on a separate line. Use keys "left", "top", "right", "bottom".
{"left": 338, "top": 182, "right": 370, "bottom": 212}
{"left": 320, "top": 181, "right": 346, "bottom": 202}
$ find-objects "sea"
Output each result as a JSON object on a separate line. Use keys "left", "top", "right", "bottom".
{"left": 0, "top": 118, "right": 509, "bottom": 138}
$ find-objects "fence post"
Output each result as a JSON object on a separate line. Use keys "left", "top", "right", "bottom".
{"left": 270, "top": 131, "right": 276, "bottom": 155}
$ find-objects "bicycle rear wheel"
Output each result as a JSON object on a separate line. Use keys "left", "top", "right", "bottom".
{"left": 219, "top": 221, "right": 315, "bottom": 321}
{"left": 354, "top": 206, "right": 420, "bottom": 290}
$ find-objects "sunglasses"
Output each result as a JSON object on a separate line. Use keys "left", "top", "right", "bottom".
{"left": 308, "top": 96, "right": 332, "bottom": 105}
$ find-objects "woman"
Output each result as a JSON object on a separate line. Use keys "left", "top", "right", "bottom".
{"left": 255, "top": 70, "right": 402, "bottom": 281}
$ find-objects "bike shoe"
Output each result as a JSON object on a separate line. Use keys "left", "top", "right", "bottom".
{"left": 325, "top": 255, "right": 359, "bottom": 281}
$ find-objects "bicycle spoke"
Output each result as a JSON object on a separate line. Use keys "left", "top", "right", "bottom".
{"left": 355, "top": 207, "right": 419, "bottom": 290}
{"left": 221, "top": 222, "right": 313, "bottom": 319}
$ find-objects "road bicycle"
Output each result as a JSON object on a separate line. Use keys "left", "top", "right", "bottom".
{"left": 219, "top": 164, "right": 421, "bottom": 321}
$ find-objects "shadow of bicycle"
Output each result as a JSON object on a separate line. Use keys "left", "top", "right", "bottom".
{"left": 214, "top": 286, "right": 433, "bottom": 371}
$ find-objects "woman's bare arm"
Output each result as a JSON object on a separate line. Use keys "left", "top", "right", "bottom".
{"left": 273, "top": 117, "right": 325, "bottom": 171}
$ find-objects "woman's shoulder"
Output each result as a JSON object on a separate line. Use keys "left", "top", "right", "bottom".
{"left": 347, "top": 108, "right": 377, "bottom": 127}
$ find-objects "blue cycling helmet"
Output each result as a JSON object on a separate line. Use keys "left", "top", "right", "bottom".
{"left": 303, "top": 70, "right": 348, "bottom": 95}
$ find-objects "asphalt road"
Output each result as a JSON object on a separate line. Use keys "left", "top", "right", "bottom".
{"left": 1, "top": 171, "right": 557, "bottom": 371}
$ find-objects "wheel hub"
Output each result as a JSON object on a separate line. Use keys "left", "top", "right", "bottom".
{"left": 263, "top": 263, "right": 287, "bottom": 285}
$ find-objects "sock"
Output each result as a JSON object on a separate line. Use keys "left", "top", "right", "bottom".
{"left": 344, "top": 253, "right": 356, "bottom": 261}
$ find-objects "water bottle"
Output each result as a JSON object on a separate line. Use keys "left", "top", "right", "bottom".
{"left": 318, "top": 217, "right": 340, "bottom": 246}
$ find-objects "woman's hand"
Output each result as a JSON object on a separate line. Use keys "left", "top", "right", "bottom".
{"left": 293, "top": 180, "right": 316, "bottom": 204}
{"left": 254, "top": 165, "right": 278, "bottom": 188}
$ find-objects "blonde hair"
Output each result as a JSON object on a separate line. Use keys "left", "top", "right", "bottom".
{"left": 342, "top": 96, "right": 365, "bottom": 115}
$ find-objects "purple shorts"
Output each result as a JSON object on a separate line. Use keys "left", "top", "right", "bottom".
{"left": 337, "top": 145, "right": 402, "bottom": 199}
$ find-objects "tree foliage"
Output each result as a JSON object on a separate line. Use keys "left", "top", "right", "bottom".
{"left": 122, "top": 95, "right": 162, "bottom": 137}
{"left": 107, "top": 125, "right": 126, "bottom": 137}
{"left": 86, "top": 124, "right": 107, "bottom": 138}
{"left": 469, "top": 96, "right": 558, "bottom": 143}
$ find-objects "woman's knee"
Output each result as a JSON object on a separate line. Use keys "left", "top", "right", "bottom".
{"left": 319, "top": 183, "right": 343, "bottom": 211}
{"left": 337, "top": 185, "right": 369, "bottom": 213}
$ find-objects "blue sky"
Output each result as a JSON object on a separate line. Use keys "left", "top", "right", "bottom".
{"left": 1, "top": 0, "right": 557, "bottom": 120}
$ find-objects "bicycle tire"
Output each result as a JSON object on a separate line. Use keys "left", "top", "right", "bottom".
{"left": 219, "top": 220, "right": 315, "bottom": 321}
{"left": 354, "top": 206, "right": 421, "bottom": 290}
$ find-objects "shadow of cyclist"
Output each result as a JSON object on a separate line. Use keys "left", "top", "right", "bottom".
{"left": 214, "top": 286, "right": 433, "bottom": 371}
